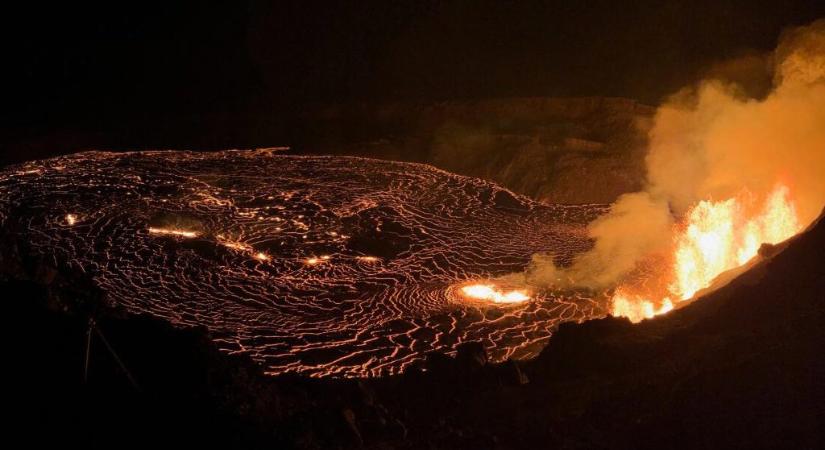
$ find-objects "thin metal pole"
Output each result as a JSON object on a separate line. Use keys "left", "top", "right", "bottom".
{"left": 84, "top": 318, "right": 94, "bottom": 383}
{"left": 94, "top": 326, "right": 141, "bottom": 391}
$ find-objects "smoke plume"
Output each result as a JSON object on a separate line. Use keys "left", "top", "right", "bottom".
{"left": 526, "top": 18, "right": 825, "bottom": 291}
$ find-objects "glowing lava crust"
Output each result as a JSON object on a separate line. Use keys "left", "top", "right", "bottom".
{"left": 0, "top": 150, "right": 607, "bottom": 377}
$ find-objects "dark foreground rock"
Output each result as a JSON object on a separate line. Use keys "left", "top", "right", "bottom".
{"left": 3, "top": 209, "right": 824, "bottom": 449}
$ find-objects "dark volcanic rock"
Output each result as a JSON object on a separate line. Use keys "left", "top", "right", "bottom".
{"left": 501, "top": 359, "right": 530, "bottom": 386}
{"left": 3, "top": 203, "right": 823, "bottom": 448}
{"left": 297, "top": 97, "right": 654, "bottom": 204}
{"left": 455, "top": 341, "right": 488, "bottom": 369}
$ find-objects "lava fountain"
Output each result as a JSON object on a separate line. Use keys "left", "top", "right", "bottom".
{"left": 611, "top": 184, "right": 802, "bottom": 323}
{"left": 584, "top": 19, "right": 825, "bottom": 322}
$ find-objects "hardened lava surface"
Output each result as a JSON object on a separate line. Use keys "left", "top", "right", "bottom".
{"left": 0, "top": 150, "right": 608, "bottom": 377}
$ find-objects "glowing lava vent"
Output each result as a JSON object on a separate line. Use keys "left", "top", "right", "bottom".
{"left": 612, "top": 184, "right": 802, "bottom": 322}
{"left": 460, "top": 283, "right": 531, "bottom": 304}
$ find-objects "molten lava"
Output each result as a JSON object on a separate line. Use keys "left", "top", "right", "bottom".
{"left": 1, "top": 150, "right": 604, "bottom": 377}
{"left": 612, "top": 184, "right": 802, "bottom": 322}
{"left": 461, "top": 283, "right": 531, "bottom": 304}
{"left": 253, "top": 252, "right": 271, "bottom": 261}
{"left": 670, "top": 185, "right": 801, "bottom": 300}
{"left": 611, "top": 290, "right": 674, "bottom": 324}
{"left": 148, "top": 226, "right": 199, "bottom": 238}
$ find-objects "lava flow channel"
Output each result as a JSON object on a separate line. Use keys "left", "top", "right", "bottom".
{"left": 0, "top": 149, "right": 607, "bottom": 377}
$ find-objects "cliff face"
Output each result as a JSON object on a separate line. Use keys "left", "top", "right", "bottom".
{"left": 299, "top": 97, "right": 654, "bottom": 204}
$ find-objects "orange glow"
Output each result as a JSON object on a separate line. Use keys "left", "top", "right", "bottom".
{"left": 147, "top": 227, "right": 199, "bottom": 238}
{"left": 65, "top": 214, "right": 78, "bottom": 226}
{"left": 460, "top": 283, "right": 530, "bottom": 304}
{"left": 611, "top": 291, "right": 673, "bottom": 323}
{"left": 670, "top": 184, "right": 800, "bottom": 300}
{"left": 612, "top": 184, "right": 801, "bottom": 322}
{"left": 218, "top": 239, "right": 253, "bottom": 252}
{"left": 305, "top": 255, "right": 331, "bottom": 265}
{"left": 215, "top": 235, "right": 270, "bottom": 261}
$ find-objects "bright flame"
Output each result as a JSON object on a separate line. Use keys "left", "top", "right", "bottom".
{"left": 460, "top": 283, "right": 530, "bottom": 304}
{"left": 669, "top": 184, "right": 800, "bottom": 300}
{"left": 254, "top": 252, "right": 271, "bottom": 261}
{"left": 65, "top": 214, "right": 78, "bottom": 226}
{"left": 611, "top": 291, "right": 673, "bottom": 324}
{"left": 612, "top": 184, "right": 801, "bottom": 322}
{"left": 147, "top": 227, "right": 199, "bottom": 238}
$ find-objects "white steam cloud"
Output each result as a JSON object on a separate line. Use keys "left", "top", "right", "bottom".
{"left": 525, "top": 18, "right": 825, "bottom": 290}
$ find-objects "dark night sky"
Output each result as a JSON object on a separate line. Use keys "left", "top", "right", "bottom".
{"left": 3, "top": 0, "right": 825, "bottom": 152}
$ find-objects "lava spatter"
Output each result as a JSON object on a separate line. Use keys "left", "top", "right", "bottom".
{"left": 0, "top": 149, "right": 607, "bottom": 377}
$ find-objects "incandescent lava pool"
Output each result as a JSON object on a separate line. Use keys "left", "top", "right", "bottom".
{"left": 0, "top": 149, "right": 608, "bottom": 377}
